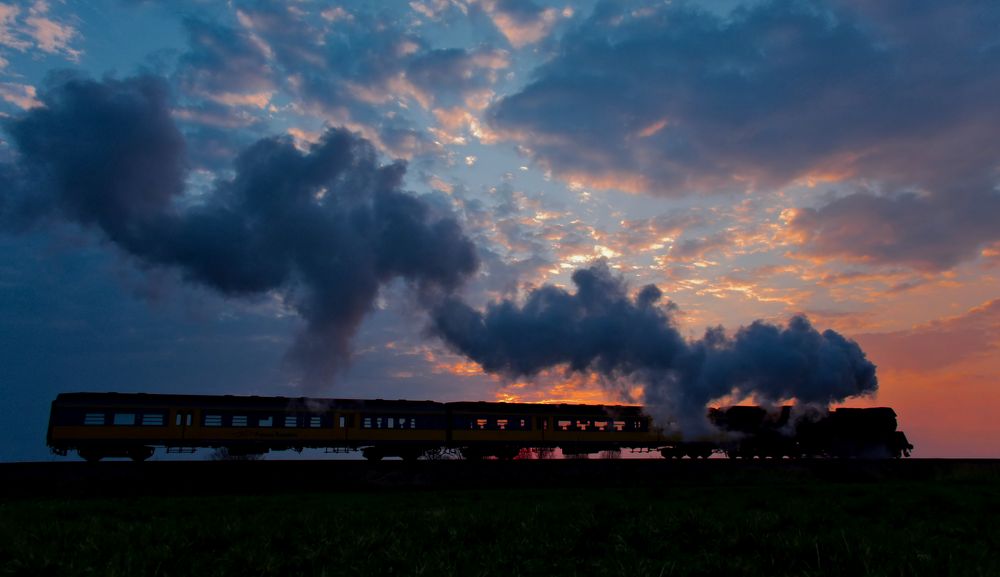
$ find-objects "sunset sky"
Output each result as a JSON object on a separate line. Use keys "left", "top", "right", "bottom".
{"left": 2, "top": 0, "right": 998, "bottom": 460}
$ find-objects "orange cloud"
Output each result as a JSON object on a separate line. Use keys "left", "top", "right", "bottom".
{"left": 0, "top": 82, "right": 41, "bottom": 110}
{"left": 842, "top": 359, "right": 1000, "bottom": 458}
{"left": 849, "top": 299, "right": 1000, "bottom": 456}
{"left": 857, "top": 299, "right": 1000, "bottom": 374}
{"left": 478, "top": 0, "right": 561, "bottom": 48}
{"left": 635, "top": 118, "right": 669, "bottom": 138}
{"left": 491, "top": 370, "right": 631, "bottom": 405}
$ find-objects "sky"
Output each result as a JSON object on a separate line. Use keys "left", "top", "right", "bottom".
{"left": 1, "top": 0, "right": 998, "bottom": 460}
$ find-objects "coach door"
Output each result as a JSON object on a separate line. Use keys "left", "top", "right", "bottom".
{"left": 174, "top": 410, "right": 194, "bottom": 442}
{"left": 335, "top": 411, "right": 350, "bottom": 445}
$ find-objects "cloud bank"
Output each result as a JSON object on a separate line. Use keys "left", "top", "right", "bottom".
{"left": 489, "top": 0, "right": 1000, "bottom": 270}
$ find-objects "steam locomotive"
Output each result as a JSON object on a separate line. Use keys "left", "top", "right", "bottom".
{"left": 47, "top": 392, "right": 913, "bottom": 461}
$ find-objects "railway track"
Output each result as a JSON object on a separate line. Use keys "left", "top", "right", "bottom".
{"left": 2, "top": 459, "right": 997, "bottom": 497}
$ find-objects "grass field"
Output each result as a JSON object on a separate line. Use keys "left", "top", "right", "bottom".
{"left": 1, "top": 478, "right": 998, "bottom": 576}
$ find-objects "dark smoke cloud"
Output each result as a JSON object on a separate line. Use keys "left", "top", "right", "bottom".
{"left": 432, "top": 263, "right": 877, "bottom": 429}
{"left": 1, "top": 73, "right": 479, "bottom": 385}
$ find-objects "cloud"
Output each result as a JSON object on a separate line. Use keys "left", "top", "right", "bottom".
{"left": 0, "top": 1, "right": 81, "bottom": 61}
{"left": 856, "top": 299, "right": 1000, "bottom": 374}
{"left": 25, "top": 0, "right": 80, "bottom": 60}
{"left": 233, "top": 2, "right": 508, "bottom": 118}
{"left": 0, "top": 82, "right": 41, "bottom": 110}
{"left": 431, "top": 263, "right": 877, "bottom": 430}
{"left": 786, "top": 185, "right": 1000, "bottom": 271}
{"left": 669, "top": 231, "right": 734, "bottom": 262}
{"left": 160, "top": 1, "right": 509, "bottom": 162}
{"left": 1, "top": 73, "right": 479, "bottom": 386}
{"left": 488, "top": 0, "right": 1000, "bottom": 269}
{"left": 477, "top": 0, "right": 563, "bottom": 48}
{"left": 176, "top": 17, "right": 276, "bottom": 108}
{"left": 0, "top": 5, "right": 30, "bottom": 52}
{"left": 405, "top": 46, "right": 509, "bottom": 108}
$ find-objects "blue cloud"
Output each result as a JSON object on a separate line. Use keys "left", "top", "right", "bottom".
{"left": 489, "top": 0, "right": 1000, "bottom": 269}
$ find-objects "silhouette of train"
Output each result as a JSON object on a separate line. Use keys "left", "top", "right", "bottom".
{"left": 47, "top": 392, "right": 913, "bottom": 461}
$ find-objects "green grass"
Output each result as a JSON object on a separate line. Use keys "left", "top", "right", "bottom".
{"left": 1, "top": 481, "right": 997, "bottom": 577}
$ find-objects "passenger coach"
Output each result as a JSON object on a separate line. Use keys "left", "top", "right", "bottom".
{"left": 47, "top": 392, "right": 664, "bottom": 461}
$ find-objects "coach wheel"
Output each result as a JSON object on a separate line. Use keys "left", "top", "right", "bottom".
{"left": 460, "top": 447, "right": 484, "bottom": 460}
{"left": 129, "top": 447, "right": 154, "bottom": 462}
{"left": 495, "top": 447, "right": 519, "bottom": 461}
{"left": 401, "top": 449, "right": 424, "bottom": 462}
{"left": 78, "top": 449, "right": 103, "bottom": 463}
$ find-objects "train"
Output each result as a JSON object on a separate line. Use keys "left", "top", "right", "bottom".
{"left": 47, "top": 392, "right": 913, "bottom": 461}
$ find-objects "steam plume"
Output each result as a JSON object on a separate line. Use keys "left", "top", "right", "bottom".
{"left": 431, "top": 264, "right": 877, "bottom": 430}
{"left": 1, "top": 73, "right": 478, "bottom": 385}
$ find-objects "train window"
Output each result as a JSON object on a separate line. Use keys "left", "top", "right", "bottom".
{"left": 175, "top": 414, "right": 182, "bottom": 426}
{"left": 411, "top": 418, "right": 416, "bottom": 429}
{"left": 457, "top": 416, "right": 527, "bottom": 430}
{"left": 620, "top": 419, "right": 648, "bottom": 432}
{"left": 113, "top": 413, "right": 136, "bottom": 426}
{"left": 363, "top": 417, "right": 372, "bottom": 429}
{"left": 187, "top": 414, "right": 192, "bottom": 426}
{"left": 388, "top": 417, "right": 394, "bottom": 429}
{"left": 232, "top": 415, "right": 248, "bottom": 427}
{"left": 312, "top": 416, "right": 323, "bottom": 428}
{"left": 204, "top": 414, "right": 222, "bottom": 427}
{"left": 614, "top": 420, "right": 625, "bottom": 432}
{"left": 542, "top": 418, "right": 548, "bottom": 431}
{"left": 84, "top": 412, "right": 105, "bottom": 426}
{"left": 259, "top": 416, "right": 273, "bottom": 427}
{"left": 284, "top": 416, "right": 297, "bottom": 428}
{"left": 594, "top": 420, "right": 608, "bottom": 431}
{"left": 398, "top": 418, "right": 407, "bottom": 428}
{"left": 337, "top": 416, "right": 345, "bottom": 428}
{"left": 557, "top": 420, "right": 571, "bottom": 431}
{"left": 141, "top": 413, "right": 165, "bottom": 426}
